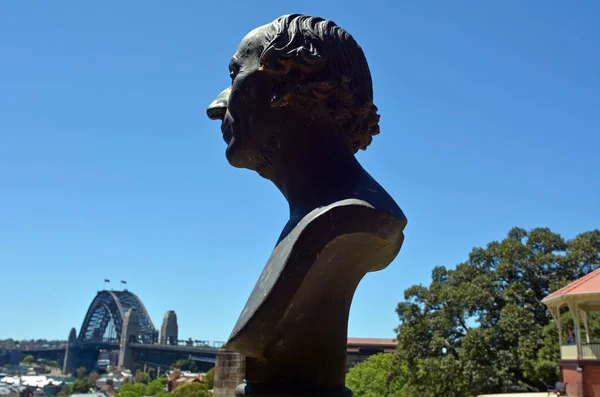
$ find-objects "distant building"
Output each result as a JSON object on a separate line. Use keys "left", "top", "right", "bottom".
{"left": 346, "top": 337, "right": 398, "bottom": 370}
{"left": 98, "top": 384, "right": 117, "bottom": 397}
{"left": 0, "top": 374, "right": 66, "bottom": 397}
{"left": 166, "top": 369, "right": 205, "bottom": 392}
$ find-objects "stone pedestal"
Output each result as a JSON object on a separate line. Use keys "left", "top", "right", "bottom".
{"left": 214, "top": 348, "right": 245, "bottom": 397}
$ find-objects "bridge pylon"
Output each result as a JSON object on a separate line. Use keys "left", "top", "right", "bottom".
{"left": 160, "top": 311, "right": 178, "bottom": 345}
{"left": 63, "top": 328, "right": 78, "bottom": 375}
{"left": 118, "top": 308, "right": 140, "bottom": 370}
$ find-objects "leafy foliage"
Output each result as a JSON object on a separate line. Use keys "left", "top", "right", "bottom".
{"left": 75, "top": 367, "right": 87, "bottom": 380}
{"left": 171, "top": 359, "right": 199, "bottom": 372}
{"left": 204, "top": 367, "right": 215, "bottom": 390}
{"left": 146, "top": 378, "right": 168, "bottom": 396}
{"left": 59, "top": 370, "right": 99, "bottom": 395}
{"left": 117, "top": 391, "right": 140, "bottom": 397}
{"left": 21, "top": 355, "right": 34, "bottom": 364}
{"left": 115, "top": 382, "right": 149, "bottom": 397}
{"left": 134, "top": 370, "right": 151, "bottom": 385}
{"left": 171, "top": 382, "right": 208, "bottom": 397}
{"left": 392, "top": 227, "right": 600, "bottom": 396}
{"left": 346, "top": 353, "right": 406, "bottom": 397}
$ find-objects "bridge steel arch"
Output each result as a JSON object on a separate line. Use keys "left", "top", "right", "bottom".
{"left": 78, "top": 290, "right": 157, "bottom": 344}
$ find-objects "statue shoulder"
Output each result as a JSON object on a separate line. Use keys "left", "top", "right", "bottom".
{"left": 290, "top": 198, "right": 406, "bottom": 243}
{"left": 227, "top": 198, "right": 406, "bottom": 357}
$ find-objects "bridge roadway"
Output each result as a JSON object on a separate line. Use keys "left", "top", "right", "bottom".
{"left": 21, "top": 337, "right": 396, "bottom": 373}
{"left": 129, "top": 343, "right": 219, "bottom": 355}
{"left": 129, "top": 343, "right": 219, "bottom": 370}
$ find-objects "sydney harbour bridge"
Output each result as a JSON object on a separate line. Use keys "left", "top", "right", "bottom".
{"left": 19, "top": 289, "right": 396, "bottom": 374}
{"left": 26, "top": 289, "right": 223, "bottom": 374}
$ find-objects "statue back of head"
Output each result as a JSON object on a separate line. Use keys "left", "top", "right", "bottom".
{"left": 259, "top": 14, "right": 380, "bottom": 152}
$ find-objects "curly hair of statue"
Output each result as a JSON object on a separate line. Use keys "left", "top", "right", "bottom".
{"left": 258, "top": 14, "right": 380, "bottom": 154}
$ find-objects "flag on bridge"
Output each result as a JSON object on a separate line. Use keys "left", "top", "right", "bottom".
{"left": 104, "top": 279, "right": 110, "bottom": 283}
{"left": 121, "top": 280, "right": 127, "bottom": 284}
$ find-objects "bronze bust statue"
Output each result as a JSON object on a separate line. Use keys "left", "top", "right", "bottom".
{"left": 207, "top": 14, "right": 407, "bottom": 397}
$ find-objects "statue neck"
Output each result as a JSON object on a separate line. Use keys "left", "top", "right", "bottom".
{"left": 265, "top": 132, "right": 367, "bottom": 240}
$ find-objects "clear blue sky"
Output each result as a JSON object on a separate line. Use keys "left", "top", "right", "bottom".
{"left": 1, "top": 1, "right": 598, "bottom": 342}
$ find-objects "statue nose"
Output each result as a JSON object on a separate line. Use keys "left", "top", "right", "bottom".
{"left": 207, "top": 88, "right": 230, "bottom": 120}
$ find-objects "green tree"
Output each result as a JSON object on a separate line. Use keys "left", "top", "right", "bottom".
{"left": 172, "top": 359, "right": 198, "bottom": 372}
{"left": 118, "top": 391, "right": 140, "bottom": 397}
{"left": 116, "top": 383, "right": 148, "bottom": 397}
{"left": 57, "top": 385, "right": 71, "bottom": 397}
{"left": 75, "top": 367, "right": 87, "bottom": 380}
{"left": 204, "top": 368, "right": 215, "bottom": 390}
{"left": 171, "top": 383, "right": 207, "bottom": 397}
{"left": 392, "top": 228, "right": 600, "bottom": 396}
{"left": 134, "top": 370, "right": 151, "bottom": 385}
{"left": 146, "top": 378, "right": 168, "bottom": 396}
{"left": 70, "top": 372, "right": 98, "bottom": 394}
{"left": 155, "top": 391, "right": 172, "bottom": 397}
{"left": 89, "top": 372, "right": 99, "bottom": 382}
{"left": 70, "top": 380, "right": 87, "bottom": 394}
{"left": 42, "top": 360, "right": 60, "bottom": 369}
{"left": 59, "top": 371, "right": 100, "bottom": 395}
{"left": 346, "top": 353, "right": 406, "bottom": 397}
{"left": 21, "top": 355, "right": 34, "bottom": 364}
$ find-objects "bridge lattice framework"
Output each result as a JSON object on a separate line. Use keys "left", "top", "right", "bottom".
{"left": 63, "top": 289, "right": 218, "bottom": 373}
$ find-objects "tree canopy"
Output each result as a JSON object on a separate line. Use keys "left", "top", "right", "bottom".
{"left": 21, "top": 355, "right": 34, "bottom": 364}
{"left": 59, "top": 370, "right": 99, "bottom": 395}
{"left": 116, "top": 382, "right": 151, "bottom": 397}
{"left": 171, "top": 382, "right": 207, "bottom": 397}
{"left": 75, "top": 367, "right": 87, "bottom": 380}
{"left": 391, "top": 227, "right": 600, "bottom": 396}
{"left": 134, "top": 370, "right": 151, "bottom": 385}
{"left": 346, "top": 353, "right": 406, "bottom": 397}
{"left": 204, "top": 367, "right": 215, "bottom": 390}
{"left": 146, "top": 378, "right": 168, "bottom": 396}
{"left": 171, "top": 359, "right": 199, "bottom": 373}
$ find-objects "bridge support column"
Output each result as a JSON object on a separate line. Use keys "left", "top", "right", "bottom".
{"left": 62, "top": 328, "right": 78, "bottom": 375}
{"left": 160, "top": 311, "right": 178, "bottom": 345}
{"left": 213, "top": 348, "right": 245, "bottom": 397}
{"left": 118, "top": 309, "right": 140, "bottom": 370}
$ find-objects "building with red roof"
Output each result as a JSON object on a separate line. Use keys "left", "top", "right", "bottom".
{"left": 345, "top": 337, "right": 398, "bottom": 371}
{"left": 542, "top": 267, "right": 600, "bottom": 397}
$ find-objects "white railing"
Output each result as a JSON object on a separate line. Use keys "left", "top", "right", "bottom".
{"left": 581, "top": 343, "right": 600, "bottom": 359}
{"left": 560, "top": 343, "right": 600, "bottom": 359}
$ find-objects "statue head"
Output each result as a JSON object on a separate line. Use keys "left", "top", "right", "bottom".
{"left": 207, "top": 14, "right": 380, "bottom": 179}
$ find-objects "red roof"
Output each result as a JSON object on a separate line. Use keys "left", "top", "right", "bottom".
{"left": 347, "top": 338, "right": 398, "bottom": 347}
{"left": 543, "top": 267, "right": 600, "bottom": 303}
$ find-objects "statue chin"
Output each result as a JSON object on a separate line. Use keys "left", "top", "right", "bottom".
{"left": 224, "top": 138, "right": 242, "bottom": 167}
